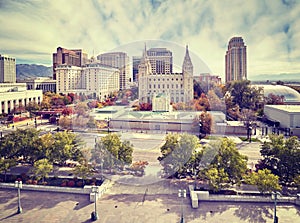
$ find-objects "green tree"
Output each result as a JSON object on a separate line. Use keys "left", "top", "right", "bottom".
{"left": 0, "top": 128, "right": 42, "bottom": 163}
{"left": 158, "top": 133, "right": 199, "bottom": 178}
{"left": 73, "top": 161, "right": 94, "bottom": 185}
{"left": 245, "top": 169, "right": 282, "bottom": 193}
{"left": 204, "top": 167, "right": 229, "bottom": 192}
{"left": 209, "top": 138, "right": 248, "bottom": 186}
{"left": 32, "top": 158, "right": 53, "bottom": 183}
{"left": 47, "top": 131, "right": 84, "bottom": 165}
{"left": 0, "top": 158, "right": 16, "bottom": 182}
{"left": 92, "top": 133, "right": 133, "bottom": 170}
{"left": 25, "top": 101, "right": 40, "bottom": 116}
{"left": 225, "top": 80, "right": 263, "bottom": 111}
{"left": 258, "top": 135, "right": 300, "bottom": 184}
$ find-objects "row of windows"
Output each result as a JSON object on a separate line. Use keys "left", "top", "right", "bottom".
{"left": 149, "top": 77, "right": 183, "bottom": 82}
{"left": 149, "top": 83, "right": 183, "bottom": 89}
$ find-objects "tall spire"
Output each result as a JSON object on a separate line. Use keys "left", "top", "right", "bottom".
{"left": 143, "top": 42, "right": 147, "bottom": 58}
{"left": 182, "top": 44, "right": 193, "bottom": 76}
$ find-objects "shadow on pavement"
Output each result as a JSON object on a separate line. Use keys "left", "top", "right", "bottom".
{"left": 0, "top": 212, "right": 19, "bottom": 221}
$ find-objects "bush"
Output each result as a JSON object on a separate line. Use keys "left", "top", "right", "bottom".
{"left": 67, "top": 180, "right": 75, "bottom": 187}
{"left": 76, "top": 181, "right": 83, "bottom": 187}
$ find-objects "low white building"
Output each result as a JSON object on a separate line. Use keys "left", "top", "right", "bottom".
{"left": 152, "top": 93, "right": 172, "bottom": 112}
{"left": 264, "top": 105, "right": 300, "bottom": 136}
{"left": 264, "top": 105, "right": 300, "bottom": 128}
{"left": 0, "top": 83, "right": 43, "bottom": 114}
{"left": 22, "top": 77, "right": 56, "bottom": 93}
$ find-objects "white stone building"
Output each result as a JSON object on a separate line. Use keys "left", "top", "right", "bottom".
{"left": 55, "top": 63, "right": 119, "bottom": 101}
{"left": 0, "top": 83, "right": 43, "bottom": 114}
{"left": 56, "top": 65, "right": 84, "bottom": 94}
{"left": 83, "top": 63, "right": 119, "bottom": 101}
{"left": 22, "top": 77, "right": 56, "bottom": 93}
{"left": 138, "top": 45, "right": 194, "bottom": 104}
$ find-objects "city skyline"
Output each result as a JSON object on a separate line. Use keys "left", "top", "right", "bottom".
{"left": 1, "top": 0, "right": 300, "bottom": 81}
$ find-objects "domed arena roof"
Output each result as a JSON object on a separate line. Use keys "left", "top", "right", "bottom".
{"left": 254, "top": 84, "right": 300, "bottom": 103}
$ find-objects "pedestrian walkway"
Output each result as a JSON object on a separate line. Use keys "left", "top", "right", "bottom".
{"left": 1, "top": 186, "right": 299, "bottom": 223}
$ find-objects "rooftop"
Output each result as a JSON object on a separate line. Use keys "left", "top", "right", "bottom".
{"left": 265, "top": 104, "right": 300, "bottom": 113}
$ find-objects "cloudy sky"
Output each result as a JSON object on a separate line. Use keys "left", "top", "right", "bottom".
{"left": 0, "top": 0, "right": 299, "bottom": 80}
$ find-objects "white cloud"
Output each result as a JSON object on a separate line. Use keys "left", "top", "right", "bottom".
{"left": 0, "top": 0, "right": 300, "bottom": 80}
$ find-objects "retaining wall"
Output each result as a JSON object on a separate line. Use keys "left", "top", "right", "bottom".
{"left": 0, "top": 179, "right": 111, "bottom": 200}
{"left": 188, "top": 185, "right": 300, "bottom": 208}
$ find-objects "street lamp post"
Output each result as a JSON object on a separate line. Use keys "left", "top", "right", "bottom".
{"left": 198, "top": 122, "right": 203, "bottom": 139}
{"left": 14, "top": 180, "right": 22, "bottom": 214}
{"left": 272, "top": 191, "right": 280, "bottom": 223}
{"left": 91, "top": 186, "right": 99, "bottom": 221}
{"left": 107, "top": 117, "right": 111, "bottom": 133}
{"left": 178, "top": 189, "right": 186, "bottom": 223}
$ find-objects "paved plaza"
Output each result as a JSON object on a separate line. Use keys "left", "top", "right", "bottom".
{"left": 0, "top": 185, "right": 299, "bottom": 223}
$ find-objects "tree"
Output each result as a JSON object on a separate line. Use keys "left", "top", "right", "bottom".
{"left": 47, "top": 131, "right": 84, "bottom": 165}
{"left": 73, "top": 161, "right": 94, "bottom": 185}
{"left": 92, "top": 133, "right": 133, "bottom": 170}
{"left": 245, "top": 169, "right": 282, "bottom": 193}
{"left": 204, "top": 167, "right": 229, "bottom": 192}
{"left": 208, "top": 138, "right": 248, "bottom": 186}
{"left": 192, "top": 93, "right": 210, "bottom": 111}
{"left": 58, "top": 116, "right": 72, "bottom": 129}
{"left": 74, "top": 102, "right": 89, "bottom": 116}
{"left": 265, "top": 93, "right": 285, "bottom": 105}
{"left": 158, "top": 133, "right": 199, "bottom": 178}
{"left": 32, "top": 159, "right": 53, "bottom": 183}
{"left": 225, "top": 80, "right": 264, "bottom": 111}
{"left": 191, "top": 112, "right": 213, "bottom": 137}
{"left": 258, "top": 135, "right": 300, "bottom": 184}
{"left": 25, "top": 101, "right": 40, "bottom": 115}
{"left": 0, "top": 158, "right": 16, "bottom": 182}
{"left": 207, "top": 90, "right": 225, "bottom": 111}
{"left": 0, "top": 128, "right": 42, "bottom": 163}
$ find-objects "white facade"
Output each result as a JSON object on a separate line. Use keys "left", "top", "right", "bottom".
{"left": 22, "top": 77, "right": 56, "bottom": 93}
{"left": 83, "top": 63, "right": 119, "bottom": 101}
{"left": 56, "top": 65, "right": 84, "bottom": 93}
{"left": 152, "top": 93, "right": 172, "bottom": 112}
{"left": 0, "top": 83, "right": 42, "bottom": 114}
{"left": 264, "top": 105, "right": 300, "bottom": 128}
{"left": 55, "top": 64, "right": 119, "bottom": 101}
{"left": 97, "top": 52, "right": 131, "bottom": 90}
{"left": 138, "top": 45, "right": 193, "bottom": 104}
{"left": 0, "top": 54, "right": 16, "bottom": 83}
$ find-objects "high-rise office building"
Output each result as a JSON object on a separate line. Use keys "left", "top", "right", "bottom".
{"left": 97, "top": 52, "right": 130, "bottom": 90}
{"left": 147, "top": 48, "right": 173, "bottom": 74}
{"left": 53, "top": 47, "right": 88, "bottom": 80}
{"left": 0, "top": 54, "right": 16, "bottom": 83}
{"left": 132, "top": 56, "right": 142, "bottom": 82}
{"left": 225, "top": 37, "right": 247, "bottom": 83}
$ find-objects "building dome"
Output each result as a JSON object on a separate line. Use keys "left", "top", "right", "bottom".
{"left": 254, "top": 84, "right": 300, "bottom": 104}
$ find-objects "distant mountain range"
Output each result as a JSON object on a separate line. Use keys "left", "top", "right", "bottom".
{"left": 16, "top": 64, "right": 52, "bottom": 80}
{"left": 250, "top": 73, "right": 300, "bottom": 82}
{"left": 16, "top": 64, "right": 299, "bottom": 83}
